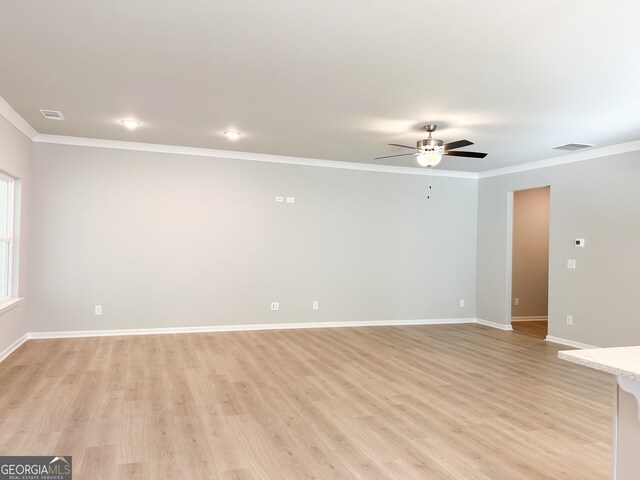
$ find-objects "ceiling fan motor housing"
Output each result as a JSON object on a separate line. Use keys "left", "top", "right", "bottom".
{"left": 417, "top": 138, "right": 444, "bottom": 154}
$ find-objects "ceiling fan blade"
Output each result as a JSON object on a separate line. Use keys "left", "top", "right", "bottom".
{"left": 444, "top": 151, "right": 487, "bottom": 158}
{"left": 374, "top": 152, "right": 417, "bottom": 160}
{"left": 444, "top": 139, "right": 473, "bottom": 151}
{"left": 388, "top": 143, "right": 417, "bottom": 150}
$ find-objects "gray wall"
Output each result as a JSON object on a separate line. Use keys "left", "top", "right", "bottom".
{"left": 28, "top": 143, "right": 478, "bottom": 332}
{"left": 0, "top": 116, "right": 31, "bottom": 354}
{"left": 511, "top": 187, "right": 549, "bottom": 318}
{"left": 477, "top": 151, "right": 640, "bottom": 347}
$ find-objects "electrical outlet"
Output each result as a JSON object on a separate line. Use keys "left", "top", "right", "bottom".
{"left": 271, "top": 302, "right": 279, "bottom": 311}
{"left": 312, "top": 300, "right": 319, "bottom": 310}
{"left": 286, "top": 196, "right": 295, "bottom": 203}
{"left": 514, "top": 297, "right": 520, "bottom": 306}
{"left": 459, "top": 299, "right": 465, "bottom": 307}
{"left": 566, "top": 315, "right": 573, "bottom": 326}
{"left": 275, "top": 196, "right": 284, "bottom": 202}
{"left": 95, "top": 305, "right": 103, "bottom": 315}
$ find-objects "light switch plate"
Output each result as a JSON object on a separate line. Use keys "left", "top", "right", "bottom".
{"left": 567, "top": 259, "right": 576, "bottom": 269}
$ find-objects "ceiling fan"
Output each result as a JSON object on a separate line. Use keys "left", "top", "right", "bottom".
{"left": 375, "top": 124, "right": 487, "bottom": 167}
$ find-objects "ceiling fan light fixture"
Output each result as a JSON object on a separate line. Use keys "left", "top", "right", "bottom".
{"left": 417, "top": 152, "right": 442, "bottom": 167}
{"left": 373, "top": 124, "right": 487, "bottom": 163}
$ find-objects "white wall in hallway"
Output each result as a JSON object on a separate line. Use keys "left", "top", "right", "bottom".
{"left": 477, "top": 150, "right": 640, "bottom": 346}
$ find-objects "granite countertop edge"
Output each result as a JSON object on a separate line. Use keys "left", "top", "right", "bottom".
{"left": 559, "top": 348, "right": 640, "bottom": 382}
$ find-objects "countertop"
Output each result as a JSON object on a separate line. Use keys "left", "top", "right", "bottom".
{"left": 559, "top": 346, "right": 640, "bottom": 381}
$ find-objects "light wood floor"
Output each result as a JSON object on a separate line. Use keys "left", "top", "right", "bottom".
{"left": 512, "top": 320, "right": 548, "bottom": 339}
{"left": 0, "top": 324, "right": 611, "bottom": 479}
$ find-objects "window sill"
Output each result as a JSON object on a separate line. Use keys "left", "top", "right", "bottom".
{"left": 0, "top": 297, "right": 23, "bottom": 314}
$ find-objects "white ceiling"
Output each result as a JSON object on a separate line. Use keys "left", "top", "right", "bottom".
{"left": 2, "top": 0, "right": 640, "bottom": 172}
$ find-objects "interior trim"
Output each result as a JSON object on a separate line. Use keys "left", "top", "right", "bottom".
{"left": 0, "top": 297, "right": 24, "bottom": 315}
{"left": 0, "top": 97, "right": 38, "bottom": 141}
{"left": 27, "top": 318, "right": 477, "bottom": 340}
{"left": 3, "top": 95, "right": 640, "bottom": 181}
{"left": 32, "top": 134, "right": 478, "bottom": 178}
{"left": 545, "top": 335, "right": 597, "bottom": 349}
{"left": 2, "top": 321, "right": 600, "bottom": 363}
{"left": 0, "top": 333, "right": 28, "bottom": 363}
{"left": 476, "top": 318, "right": 514, "bottom": 331}
{"left": 478, "top": 140, "right": 640, "bottom": 178}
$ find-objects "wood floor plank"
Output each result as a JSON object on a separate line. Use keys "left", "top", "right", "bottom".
{"left": 0, "top": 324, "right": 611, "bottom": 479}
{"left": 512, "top": 320, "right": 548, "bottom": 338}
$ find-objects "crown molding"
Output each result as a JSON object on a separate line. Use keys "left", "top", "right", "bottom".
{"left": 478, "top": 140, "right": 640, "bottom": 179}
{"left": 2, "top": 95, "right": 638, "bottom": 179}
{"left": 32, "top": 134, "right": 479, "bottom": 178}
{"left": 0, "top": 97, "right": 38, "bottom": 140}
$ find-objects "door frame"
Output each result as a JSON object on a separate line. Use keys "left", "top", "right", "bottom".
{"left": 505, "top": 185, "right": 551, "bottom": 328}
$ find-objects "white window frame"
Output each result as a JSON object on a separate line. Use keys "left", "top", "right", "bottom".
{"left": 0, "top": 171, "right": 19, "bottom": 310}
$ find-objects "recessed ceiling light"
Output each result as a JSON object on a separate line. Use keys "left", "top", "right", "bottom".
{"left": 121, "top": 119, "right": 140, "bottom": 129}
{"left": 224, "top": 130, "right": 242, "bottom": 140}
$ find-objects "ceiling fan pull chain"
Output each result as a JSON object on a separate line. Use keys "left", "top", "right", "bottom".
{"left": 427, "top": 171, "right": 432, "bottom": 199}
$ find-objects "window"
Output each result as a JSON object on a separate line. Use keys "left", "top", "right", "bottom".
{"left": 0, "top": 173, "right": 15, "bottom": 300}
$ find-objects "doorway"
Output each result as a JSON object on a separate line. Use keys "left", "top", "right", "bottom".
{"left": 510, "top": 187, "right": 550, "bottom": 338}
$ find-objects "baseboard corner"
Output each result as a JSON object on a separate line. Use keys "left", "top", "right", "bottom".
{"left": 475, "top": 318, "right": 514, "bottom": 331}
{"left": 0, "top": 333, "right": 29, "bottom": 363}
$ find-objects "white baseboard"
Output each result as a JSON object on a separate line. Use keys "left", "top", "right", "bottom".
{"left": 511, "top": 316, "right": 548, "bottom": 322}
{"left": 475, "top": 318, "right": 514, "bottom": 331}
{"left": 27, "top": 318, "right": 477, "bottom": 340}
{"left": 0, "top": 333, "right": 29, "bottom": 363}
{"left": 545, "top": 335, "right": 597, "bottom": 349}
{"left": 5, "top": 320, "right": 598, "bottom": 366}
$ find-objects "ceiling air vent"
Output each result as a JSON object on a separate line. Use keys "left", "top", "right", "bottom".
{"left": 551, "top": 142, "right": 594, "bottom": 151}
{"left": 39, "top": 109, "right": 65, "bottom": 121}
